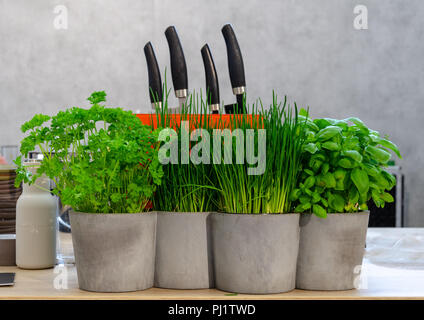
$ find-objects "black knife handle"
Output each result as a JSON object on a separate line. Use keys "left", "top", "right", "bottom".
{"left": 201, "top": 44, "right": 220, "bottom": 111}
{"left": 222, "top": 24, "right": 246, "bottom": 92}
{"left": 165, "top": 26, "right": 188, "bottom": 94}
{"left": 143, "top": 42, "right": 163, "bottom": 105}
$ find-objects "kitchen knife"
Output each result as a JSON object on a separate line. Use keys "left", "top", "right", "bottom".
{"left": 165, "top": 26, "right": 188, "bottom": 111}
{"left": 222, "top": 24, "right": 246, "bottom": 114}
{"left": 201, "top": 44, "right": 220, "bottom": 114}
{"left": 143, "top": 42, "right": 163, "bottom": 110}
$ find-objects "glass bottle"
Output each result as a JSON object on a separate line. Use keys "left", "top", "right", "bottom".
{"left": 16, "top": 160, "right": 57, "bottom": 269}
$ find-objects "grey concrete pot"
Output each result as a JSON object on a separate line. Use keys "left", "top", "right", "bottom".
{"left": 296, "top": 211, "right": 369, "bottom": 291}
{"left": 211, "top": 212, "right": 300, "bottom": 294}
{"left": 69, "top": 211, "right": 157, "bottom": 292}
{"left": 154, "top": 211, "right": 213, "bottom": 289}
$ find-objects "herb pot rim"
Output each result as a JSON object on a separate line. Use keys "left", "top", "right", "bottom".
{"left": 300, "top": 211, "right": 370, "bottom": 217}
{"left": 70, "top": 210, "right": 157, "bottom": 216}
{"left": 212, "top": 212, "right": 300, "bottom": 216}
{"left": 157, "top": 211, "right": 210, "bottom": 215}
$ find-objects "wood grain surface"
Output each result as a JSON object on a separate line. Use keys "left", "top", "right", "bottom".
{"left": 0, "top": 228, "right": 423, "bottom": 300}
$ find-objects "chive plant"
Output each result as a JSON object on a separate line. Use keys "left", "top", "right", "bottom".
{"left": 212, "top": 94, "right": 306, "bottom": 214}
{"left": 152, "top": 74, "right": 305, "bottom": 214}
{"left": 152, "top": 84, "right": 218, "bottom": 212}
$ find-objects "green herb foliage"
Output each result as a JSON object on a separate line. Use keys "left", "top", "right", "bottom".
{"left": 212, "top": 94, "right": 305, "bottom": 214}
{"left": 292, "top": 110, "right": 401, "bottom": 217}
{"left": 152, "top": 86, "right": 217, "bottom": 212}
{"left": 151, "top": 83, "right": 305, "bottom": 214}
{"left": 15, "top": 91, "right": 163, "bottom": 213}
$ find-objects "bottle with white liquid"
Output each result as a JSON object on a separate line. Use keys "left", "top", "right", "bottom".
{"left": 16, "top": 161, "right": 57, "bottom": 269}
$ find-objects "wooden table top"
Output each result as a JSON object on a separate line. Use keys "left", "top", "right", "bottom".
{"left": 1, "top": 228, "right": 424, "bottom": 300}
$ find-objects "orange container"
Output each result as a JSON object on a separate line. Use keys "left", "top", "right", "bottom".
{"left": 136, "top": 114, "right": 262, "bottom": 130}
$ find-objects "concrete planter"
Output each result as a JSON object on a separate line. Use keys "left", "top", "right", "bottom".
{"left": 211, "top": 212, "right": 300, "bottom": 294}
{"left": 296, "top": 211, "right": 369, "bottom": 291}
{"left": 69, "top": 211, "right": 157, "bottom": 292}
{"left": 154, "top": 211, "right": 213, "bottom": 289}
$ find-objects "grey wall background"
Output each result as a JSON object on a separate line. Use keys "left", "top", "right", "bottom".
{"left": 0, "top": 0, "right": 422, "bottom": 225}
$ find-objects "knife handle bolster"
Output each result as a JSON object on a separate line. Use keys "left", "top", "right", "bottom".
{"left": 175, "top": 89, "right": 187, "bottom": 99}
{"left": 232, "top": 86, "right": 245, "bottom": 95}
{"left": 210, "top": 104, "right": 220, "bottom": 113}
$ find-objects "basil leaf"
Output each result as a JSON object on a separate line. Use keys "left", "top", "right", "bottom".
{"left": 349, "top": 188, "right": 359, "bottom": 204}
{"left": 304, "top": 188, "right": 313, "bottom": 196}
{"left": 363, "top": 163, "right": 380, "bottom": 177}
{"left": 351, "top": 167, "right": 369, "bottom": 195}
{"left": 304, "top": 169, "right": 315, "bottom": 176}
{"left": 304, "top": 176, "right": 315, "bottom": 189}
{"left": 309, "top": 158, "right": 323, "bottom": 172}
{"left": 338, "top": 158, "right": 356, "bottom": 169}
{"left": 372, "top": 189, "right": 383, "bottom": 207}
{"left": 372, "top": 136, "right": 402, "bottom": 159}
{"left": 312, "top": 192, "right": 321, "bottom": 203}
{"left": 343, "top": 150, "right": 363, "bottom": 163}
{"left": 381, "top": 192, "right": 394, "bottom": 202}
{"left": 370, "top": 175, "right": 389, "bottom": 190}
{"left": 302, "top": 202, "right": 312, "bottom": 210}
{"left": 303, "top": 143, "right": 318, "bottom": 154}
{"left": 313, "top": 204, "right": 327, "bottom": 218}
{"left": 299, "top": 108, "right": 309, "bottom": 117}
{"left": 346, "top": 117, "right": 370, "bottom": 134}
{"left": 316, "top": 126, "right": 343, "bottom": 141}
{"left": 322, "top": 141, "right": 340, "bottom": 151}
{"left": 289, "top": 189, "right": 301, "bottom": 201}
{"left": 294, "top": 204, "right": 306, "bottom": 213}
{"left": 365, "top": 145, "right": 391, "bottom": 163}
{"left": 322, "top": 172, "right": 336, "bottom": 188}
{"left": 294, "top": 203, "right": 311, "bottom": 212}
{"left": 314, "top": 118, "right": 335, "bottom": 129}
{"left": 316, "top": 174, "right": 326, "bottom": 188}
{"left": 334, "top": 120, "right": 348, "bottom": 130}
{"left": 343, "top": 136, "right": 361, "bottom": 151}
{"left": 335, "top": 179, "right": 345, "bottom": 191}
{"left": 334, "top": 168, "right": 347, "bottom": 180}
{"left": 359, "top": 203, "right": 368, "bottom": 211}
{"left": 299, "top": 195, "right": 311, "bottom": 204}
{"left": 329, "top": 193, "right": 345, "bottom": 212}
{"left": 321, "top": 162, "right": 330, "bottom": 175}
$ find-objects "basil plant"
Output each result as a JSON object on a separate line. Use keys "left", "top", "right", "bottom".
{"left": 291, "top": 109, "right": 401, "bottom": 218}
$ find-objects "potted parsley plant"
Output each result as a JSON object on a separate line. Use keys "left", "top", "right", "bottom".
{"left": 15, "top": 91, "right": 163, "bottom": 292}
